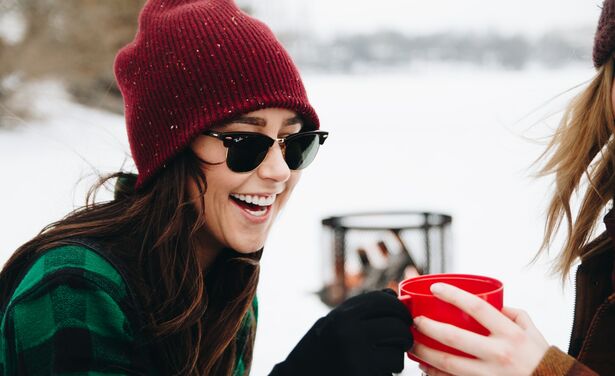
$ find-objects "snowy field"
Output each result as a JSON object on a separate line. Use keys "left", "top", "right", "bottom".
{"left": 0, "top": 64, "right": 596, "bottom": 375}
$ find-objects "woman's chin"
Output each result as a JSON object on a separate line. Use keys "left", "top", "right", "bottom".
{"left": 230, "top": 239, "right": 265, "bottom": 254}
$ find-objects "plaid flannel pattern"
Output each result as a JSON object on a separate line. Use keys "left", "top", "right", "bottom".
{"left": 1, "top": 245, "right": 257, "bottom": 375}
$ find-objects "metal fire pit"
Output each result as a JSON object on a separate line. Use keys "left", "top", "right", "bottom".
{"left": 319, "top": 211, "right": 453, "bottom": 307}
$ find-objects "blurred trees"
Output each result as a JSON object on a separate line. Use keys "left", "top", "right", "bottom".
{"left": 1, "top": 0, "right": 146, "bottom": 117}
{"left": 288, "top": 30, "right": 591, "bottom": 73}
{"left": 0, "top": 0, "right": 149, "bottom": 128}
{"left": 0, "top": 0, "right": 258, "bottom": 127}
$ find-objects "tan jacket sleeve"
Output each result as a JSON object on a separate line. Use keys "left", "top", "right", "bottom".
{"left": 532, "top": 347, "right": 598, "bottom": 376}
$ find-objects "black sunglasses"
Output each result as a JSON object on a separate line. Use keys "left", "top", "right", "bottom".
{"left": 202, "top": 130, "right": 329, "bottom": 172}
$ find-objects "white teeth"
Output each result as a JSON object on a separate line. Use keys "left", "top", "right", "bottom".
{"left": 245, "top": 207, "right": 267, "bottom": 217}
{"left": 231, "top": 193, "right": 276, "bottom": 207}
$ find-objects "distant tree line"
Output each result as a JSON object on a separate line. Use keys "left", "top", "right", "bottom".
{"left": 282, "top": 28, "right": 593, "bottom": 72}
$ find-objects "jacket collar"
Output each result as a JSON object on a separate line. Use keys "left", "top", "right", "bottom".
{"left": 604, "top": 206, "right": 615, "bottom": 243}
{"left": 600, "top": 206, "right": 615, "bottom": 291}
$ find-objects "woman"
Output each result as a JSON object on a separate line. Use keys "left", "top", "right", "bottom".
{"left": 0, "top": 0, "right": 412, "bottom": 375}
{"left": 410, "top": 1, "right": 615, "bottom": 375}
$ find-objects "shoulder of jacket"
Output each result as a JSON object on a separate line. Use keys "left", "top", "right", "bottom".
{"left": 6, "top": 244, "right": 128, "bottom": 310}
{"left": 0, "top": 245, "right": 150, "bottom": 376}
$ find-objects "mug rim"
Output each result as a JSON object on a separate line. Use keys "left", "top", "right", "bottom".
{"left": 398, "top": 273, "right": 503, "bottom": 297}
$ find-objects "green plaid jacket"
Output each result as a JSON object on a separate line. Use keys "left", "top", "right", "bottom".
{"left": 0, "top": 244, "right": 257, "bottom": 375}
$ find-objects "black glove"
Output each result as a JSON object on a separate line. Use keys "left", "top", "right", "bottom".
{"left": 269, "top": 289, "right": 413, "bottom": 376}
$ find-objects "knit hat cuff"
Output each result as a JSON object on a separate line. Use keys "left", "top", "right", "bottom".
{"left": 134, "top": 97, "right": 319, "bottom": 189}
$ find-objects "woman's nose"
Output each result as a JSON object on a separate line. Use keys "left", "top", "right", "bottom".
{"left": 256, "top": 143, "right": 291, "bottom": 182}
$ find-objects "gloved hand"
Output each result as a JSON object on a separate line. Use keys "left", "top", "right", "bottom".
{"left": 269, "top": 289, "right": 413, "bottom": 376}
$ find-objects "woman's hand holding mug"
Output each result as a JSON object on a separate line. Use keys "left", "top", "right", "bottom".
{"left": 399, "top": 274, "right": 550, "bottom": 376}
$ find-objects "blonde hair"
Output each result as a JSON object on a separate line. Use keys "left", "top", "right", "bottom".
{"left": 539, "top": 57, "right": 615, "bottom": 280}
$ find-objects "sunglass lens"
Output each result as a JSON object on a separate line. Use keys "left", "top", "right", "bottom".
{"left": 285, "top": 133, "right": 321, "bottom": 170}
{"left": 227, "top": 135, "right": 271, "bottom": 172}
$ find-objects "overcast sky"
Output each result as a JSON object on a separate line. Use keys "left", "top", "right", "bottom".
{"left": 252, "top": 0, "right": 604, "bottom": 38}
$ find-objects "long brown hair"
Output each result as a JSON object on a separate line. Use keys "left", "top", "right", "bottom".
{"left": 0, "top": 149, "right": 259, "bottom": 375}
{"left": 538, "top": 56, "right": 615, "bottom": 280}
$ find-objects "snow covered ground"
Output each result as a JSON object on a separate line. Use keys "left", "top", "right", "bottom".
{"left": 0, "top": 64, "right": 595, "bottom": 375}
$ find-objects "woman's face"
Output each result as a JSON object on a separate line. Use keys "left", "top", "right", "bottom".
{"left": 190, "top": 108, "right": 303, "bottom": 255}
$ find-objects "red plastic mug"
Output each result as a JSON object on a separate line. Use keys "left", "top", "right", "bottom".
{"left": 398, "top": 273, "right": 504, "bottom": 362}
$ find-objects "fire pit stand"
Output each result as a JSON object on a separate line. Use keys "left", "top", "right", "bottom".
{"left": 319, "top": 211, "right": 453, "bottom": 307}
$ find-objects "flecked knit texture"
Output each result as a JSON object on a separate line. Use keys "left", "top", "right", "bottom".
{"left": 594, "top": 0, "right": 615, "bottom": 68}
{"left": 114, "top": 0, "right": 320, "bottom": 188}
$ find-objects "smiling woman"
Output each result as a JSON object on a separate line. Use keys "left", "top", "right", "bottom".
{"left": 188, "top": 108, "right": 327, "bottom": 264}
{"left": 0, "top": 1, "right": 411, "bottom": 375}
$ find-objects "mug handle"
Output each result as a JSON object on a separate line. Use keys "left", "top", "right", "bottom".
{"left": 398, "top": 294, "right": 424, "bottom": 364}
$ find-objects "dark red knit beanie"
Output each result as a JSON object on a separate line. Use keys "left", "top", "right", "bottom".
{"left": 114, "top": 0, "right": 319, "bottom": 189}
{"left": 594, "top": 0, "right": 615, "bottom": 68}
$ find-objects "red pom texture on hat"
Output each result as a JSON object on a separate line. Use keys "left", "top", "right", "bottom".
{"left": 114, "top": 0, "right": 319, "bottom": 188}
{"left": 594, "top": 0, "right": 615, "bottom": 68}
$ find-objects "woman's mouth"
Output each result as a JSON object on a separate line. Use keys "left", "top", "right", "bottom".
{"left": 230, "top": 193, "right": 276, "bottom": 220}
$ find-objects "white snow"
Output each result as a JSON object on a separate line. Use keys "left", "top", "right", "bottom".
{"left": 0, "top": 9, "right": 27, "bottom": 45}
{"left": 0, "top": 64, "right": 596, "bottom": 375}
